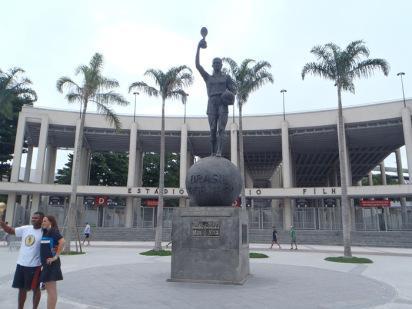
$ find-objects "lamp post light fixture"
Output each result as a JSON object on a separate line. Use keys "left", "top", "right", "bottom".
{"left": 397, "top": 72, "right": 406, "bottom": 108}
{"left": 280, "top": 89, "right": 287, "bottom": 120}
{"left": 133, "top": 92, "right": 139, "bottom": 122}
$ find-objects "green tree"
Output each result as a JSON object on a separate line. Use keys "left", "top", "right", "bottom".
{"left": 56, "top": 152, "right": 180, "bottom": 188}
{"left": 222, "top": 58, "right": 273, "bottom": 208}
{"left": 89, "top": 152, "right": 128, "bottom": 186}
{"left": 142, "top": 152, "right": 180, "bottom": 187}
{"left": 55, "top": 152, "right": 129, "bottom": 186}
{"left": 129, "top": 66, "right": 193, "bottom": 251}
{"left": 55, "top": 154, "right": 73, "bottom": 184}
{"left": 0, "top": 68, "right": 37, "bottom": 180}
{"left": 57, "top": 53, "right": 128, "bottom": 251}
{"left": 302, "top": 40, "right": 389, "bottom": 257}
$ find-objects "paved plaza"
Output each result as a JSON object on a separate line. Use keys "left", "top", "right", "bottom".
{"left": 1, "top": 242, "right": 412, "bottom": 308}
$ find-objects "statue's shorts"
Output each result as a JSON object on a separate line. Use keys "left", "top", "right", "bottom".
{"left": 207, "top": 94, "right": 228, "bottom": 116}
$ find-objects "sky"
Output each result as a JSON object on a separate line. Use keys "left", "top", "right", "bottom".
{"left": 2, "top": 0, "right": 412, "bottom": 170}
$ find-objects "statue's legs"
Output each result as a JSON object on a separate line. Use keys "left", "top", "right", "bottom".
{"left": 216, "top": 112, "right": 228, "bottom": 157}
{"left": 208, "top": 114, "right": 217, "bottom": 156}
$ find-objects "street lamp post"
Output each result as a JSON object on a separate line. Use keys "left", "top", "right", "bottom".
{"left": 133, "top": 92, "right": 139, "bottom": 122}
{"left": 280, "top": 89, "right": 287, "bottom": 120}
{"left": 397, "top": 72, "right": 406, "bottom": 108}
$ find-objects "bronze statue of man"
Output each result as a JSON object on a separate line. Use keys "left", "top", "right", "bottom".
{"left": 196, "top": 28, "right": 236, "bottom": 157}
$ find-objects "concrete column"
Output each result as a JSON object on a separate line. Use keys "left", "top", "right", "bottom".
{"left": 43, "top": 146, "right": 57, "bottom": 184}
{"left": 35, "top": 117, "right": 49, "bottom": 184}
{"left": 230, "top": 122, "right": 238, "bottom": 166}
{"left": 40, "top": 145, "right": 57, "bottom": 211}
{"left": 245, "top": 169, "right": 253, "bottom": 188}
{"left": 10, "top": 114, "right": 26, "bottom": 182}
{"left": 395, "top": 149, "right": 407, "bottom": 210}
{"left": 126, "top": 122, "right": 138, "bottom": 227}
{"left": 379, "top": 161, "right": 389, "bottom": 230}
{"left": 20, "top": 146, "right": 34, "bottom": 210}
{"left": 6, "top": 114, "right": 26, "bottom": 224}
{"left": 24, "top": 146, "right": 33, "bottom": 183}
{"left": 179, "top": 124, "right": 188, "bottom": 207}
{"left": 281, "top": 120, "right": 293, "bottom": 230}
{"left": 401, "top": 107, "right": 412, "bottom": 178}
{"left": 368, "top": 172, "right": 374, "bottom": 186}
{"left": 270, "top": 166, "right": 282, "bottom": 228}
{"left": 31, "top": 116, "right": 49, "bottom": 215}
{"left": 379, "top": 161, "right": 387, "bottom": 185}
{"left": 135, "top": 149, "right": 143, "bottom": 227}
{"left": 244, "top": 169, "right": 253, "bottom": 207}
{"left": 396, "top": 148, "right": 406, "bottom": 184}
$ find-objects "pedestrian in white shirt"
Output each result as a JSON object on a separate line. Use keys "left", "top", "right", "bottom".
{"left": 82, "top": 223, "right": 91, "bottom": 246}
{"left": 0, "top": 211, "right": 44, "bottom": 309}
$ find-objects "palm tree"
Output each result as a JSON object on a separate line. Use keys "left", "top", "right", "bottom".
{"left": 222, "top": 58, "right": 273, "bottom": 208}
{"left": 0, "top": 68, "right": 37, "bottom": 119}
{"left": 302, "top": 40, "right": 389, "bottom": 257}
{"left": 129, "top": 66, "right": 193, "bottom": 251}
{"left": 57, "top": 53, "right": 128, "bottom": 251}
{"left": 0, "top": 68, "right": 37, "bottom": 181}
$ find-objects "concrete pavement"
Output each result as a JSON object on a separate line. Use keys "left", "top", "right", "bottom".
{"left": 0, "top": 242, "right": 411, "bottom": 308}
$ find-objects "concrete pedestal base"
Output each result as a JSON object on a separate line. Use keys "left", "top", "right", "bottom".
{"left": 169, "top": 207, "right": 249, "bottom": 285}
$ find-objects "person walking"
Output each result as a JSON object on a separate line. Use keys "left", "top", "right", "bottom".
{"left": 0, "top": 212, "right": 44, "bottom": 309}
{"left": 290, "top": 225, "right": 298, "bottom": 250}
{"left": 270, "top": 227, "right": 281, "bottom": 249}
{"left": 82, "top": 222, "right": 91, "bottom": 246}
{"left": 40, "top": 215, "right": 64, "bottom": 309}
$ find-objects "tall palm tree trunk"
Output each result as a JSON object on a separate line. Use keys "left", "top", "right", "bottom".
{"left": 238, "top": 103, "right": 246, "bottom": 209}
{"left": 64, "top": 101, "right": 87, "bottom": 252}
{"left": 154, "top": 98, "right": 165, "bottom": 250}
{"left": 337, "top": 87, "right": 352, "bottom": 257}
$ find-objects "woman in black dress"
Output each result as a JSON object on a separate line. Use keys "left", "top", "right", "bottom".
{"left": 270, "top": 227, "right": 282, "bottom": 249}
{"left": 40, "top": 215, "right": 64, "bottom": 309}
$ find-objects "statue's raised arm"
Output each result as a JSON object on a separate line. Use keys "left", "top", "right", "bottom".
{"left": 196, "top": 27, "right": 209, "bottom": 81}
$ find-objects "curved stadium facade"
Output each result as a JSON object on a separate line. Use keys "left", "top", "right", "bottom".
{"left": 2, "top": 99, "right": 412, "bottom": 246}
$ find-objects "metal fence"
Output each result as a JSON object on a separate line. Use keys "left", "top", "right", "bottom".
{"left": 355, "top": 207, "right": 412, "bottom": 231}
{"left": 16, "top": 202, "right": 412, "bottom": 231}
{"left": 293, "top": 206, "right": 342, "bottom": 230}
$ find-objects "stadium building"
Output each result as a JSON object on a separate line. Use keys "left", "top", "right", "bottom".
{"left": 1, "top": 99, "right": 412, "bottom": 245}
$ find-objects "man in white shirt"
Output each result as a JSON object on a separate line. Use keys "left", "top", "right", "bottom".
{"left": 0, "top": 211, "right": 44, "bottom": 309}
{"left": 82, "top": 222, "right": 91, "bottom": 246}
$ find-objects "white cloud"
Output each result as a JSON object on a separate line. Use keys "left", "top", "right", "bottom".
{"left": 95, "top": 22, "right": 194, "bottom": 73}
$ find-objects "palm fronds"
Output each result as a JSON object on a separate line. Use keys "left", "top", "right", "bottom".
{"left": 302, "top": 40, "right": 389, "bottom": 90}
{"left": 57, "top": 53, "right": 128, "bottom": 129}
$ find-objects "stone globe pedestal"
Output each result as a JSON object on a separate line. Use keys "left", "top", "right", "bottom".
{"left": 185, "top": 156, "right": 242, "bottom": 206}
{"left": 169, "top": 156, "right": 249, "bottom": 285}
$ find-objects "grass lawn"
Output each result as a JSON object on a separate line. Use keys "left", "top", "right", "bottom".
{"left": 140, "top": 250, "right": 172, "bottom": 256}
{"left": 249, "top": 252, "right": 269, "bottom": 258}
{"left": 325, "top": 256, "right": 373, "bottom": 264}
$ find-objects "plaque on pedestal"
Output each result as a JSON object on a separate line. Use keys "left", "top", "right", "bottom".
{"left": 169, "top": 207, "right": 249, "bottom": 285}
